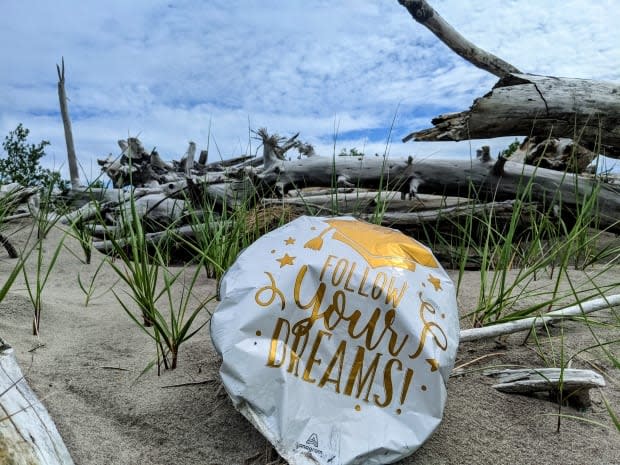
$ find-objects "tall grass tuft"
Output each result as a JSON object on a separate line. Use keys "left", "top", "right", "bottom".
{"left": 22, "top": 184, "right": 66, "bottom": 336}
{"left": 102, "top": 190, "right": 215, "bottom": 372}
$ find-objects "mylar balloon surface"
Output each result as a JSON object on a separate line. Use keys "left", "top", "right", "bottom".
{"left": 211, "top": 216, "right": 459, "bottom": 464}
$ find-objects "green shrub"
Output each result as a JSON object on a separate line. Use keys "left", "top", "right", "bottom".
{"left": 1, "top": 124, "right": 67, "bottom": 189}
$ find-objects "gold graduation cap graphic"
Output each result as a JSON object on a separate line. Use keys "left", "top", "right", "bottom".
{"left": 304, "top": 218, "right": 439, "bottom": 271}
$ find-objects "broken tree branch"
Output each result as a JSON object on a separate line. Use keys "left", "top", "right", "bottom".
{"left": 56, "top": 57, "right": 81, "bottom": 189}
{"left": 398, "top": 0, "right": 520, "bottom": 78}
{"left": 404, "top": 74, "right": 620, "bottom": 159}
{"left": 460, "top": 294, "right": 620, "bottom": 342}
{"left": 253, "top": 143, "right": 620, "bottom": 233}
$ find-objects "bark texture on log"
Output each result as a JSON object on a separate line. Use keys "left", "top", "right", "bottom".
{"left": 404, "top": 73, "right": 620, "bottom": 159}
{"left": 484, "top": 368, "right": 605, "bottom": 408}
{"left": 255, "top": 152, "right": 620, "bottom": 232}
{"left": 509, "top": 136, "right": 597, "bottom": 173}
{"left": 0, "top": 341, "right": 75, "bottom": 465}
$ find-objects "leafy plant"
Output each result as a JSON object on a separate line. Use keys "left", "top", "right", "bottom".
{"left": 1, "top": 124, "right": 67, "bottom": 190}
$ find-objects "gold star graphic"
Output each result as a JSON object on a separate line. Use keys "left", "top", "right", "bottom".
{"left": 426, "top": 358, "right": 440, "bottom": 372}
{"left": 428, "top": 274, "right": 442, "bottom": 291}
{"left": 284, "top": 237, "right": 296, "bottom": 245}
{"left": 276, "top": 253, "right": 295, "bottom": 268}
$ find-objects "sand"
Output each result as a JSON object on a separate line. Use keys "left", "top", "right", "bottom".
{"left": 1, "top": 219, "right": 618, "bottom": 465}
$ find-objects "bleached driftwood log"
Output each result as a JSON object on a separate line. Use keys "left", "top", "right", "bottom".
{"left": 92, "top": 221, "right": 231, "bottom": 253}
{"left": 484, "top": 368, "right": 605, "bottom": 408}
{"left": 56, "top": 58, "right": 81, "bottom": 190}
{"left": 397, "top": 0, "right": 520, "bottom": 78}
{"left": 404, "top": 74, "right": 620, "bottom": 159}
{"left": 398, "top": 0, "right": 620, "bottom": 159}
{"left": 254, "top": 136, "right": 620, "bottom": 233}
{"left": 0, "top": 339, "right": 75, "bottom": 464}
{"left": 459, "top": 294, "right": 620, "bottom": 342}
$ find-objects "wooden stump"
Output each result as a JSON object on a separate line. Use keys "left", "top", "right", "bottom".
{"left": 0, "top": 339, "right": 74, "bottom": 465}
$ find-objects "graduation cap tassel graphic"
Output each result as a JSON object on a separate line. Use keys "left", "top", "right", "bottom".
{"left": 304, "top": 225, "right": 334, "bottom": 251}
{"left": 303, "top": 219, "right": 440, "bottom": 270}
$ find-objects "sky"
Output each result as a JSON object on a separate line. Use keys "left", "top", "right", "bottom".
{"left": 1, "top": 0, "right": 619, "bottom": 180}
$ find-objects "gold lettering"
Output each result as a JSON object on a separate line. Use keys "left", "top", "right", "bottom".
{"left": 371, "top": 272, "right": 387, "bottom": 300}
{"left": 344, "top": 346, "right": 382, "bottom": 401}
{"left": 384, "top": 309, "right": 409, "bottom": 357}
{"left": 319, "top": 255, "right": 337, "bottom": 282}
{"left": 385, "top": 280, "right": 408, "bottom": 309}
{"left": 357, "top": 266, "right": 369, "bottom": 297}
{"left": 410, "top": 295, "right": 448, "bottom": 359}
{"left": 302, "top": 330, "right": 332, "bottom": 383}
{"left": 400, "top": 368, "right": 414, "bottom": 405}
{"left": 343, "top": 261, "right": 357, "bottom": 292}
{"left": 318, "top": 339, "right": 347, "bottom": 392}
{"left": 332, "top": 258, "right": 349, "bottom": 286}
{"left": 374, "top": 358, "right": 402, "bottom": 407}
{"left": 267, "top": 318, "right": 290, "bottom": 367}
{"left": 286, "top": 328, "right": 310, "bottom": 377}
{"left": 293, "top": 265, "right": 326, "bottom": 336}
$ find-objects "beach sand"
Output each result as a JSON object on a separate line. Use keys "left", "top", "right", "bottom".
{"left": 1, "top": 220, "right": 618, "bottom": 464}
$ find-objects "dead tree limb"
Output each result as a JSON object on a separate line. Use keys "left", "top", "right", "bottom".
{"left": 253, "top": 145, "right": 620, "bottom": 233}
{"left": 56, "top": 57, "right": 81, "bottom": 189}
{"left": 397, "top": 2, "right": 620, "bottom": 158}
{"left": 404, "top": 74, "right": 620, "bottom": 159}
{"left": 460, "top": 294, "right": 620, "bottom": 342}
{"left": 397, "top": 0, "right": 520, "bottom": 78}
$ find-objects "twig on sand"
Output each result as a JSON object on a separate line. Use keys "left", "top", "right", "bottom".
{"left": 452, "top": 352, "right": 506, "bottom": 376}
{"left": 160, "top": 378, "right": 216, "bottom": 389}
{"left": 99, "top": 366, "right": 130, "bottom": 372}
{"left": 28, "top": 342, "right": 45, "bottom": 352}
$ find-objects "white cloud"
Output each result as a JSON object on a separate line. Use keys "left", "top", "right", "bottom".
{"left": 1, "top": 1, "right": 618, "bottom": 177}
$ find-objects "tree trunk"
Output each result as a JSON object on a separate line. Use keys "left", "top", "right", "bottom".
{"left": 56, "top": 58, "right": 81, "bottom": 189}
{"left": 254, "top": 152, "right": 620, "bottom": 233}
{"left": 404, "top": 73, "right": 620, "bottom": 159}
{"left": 397, "top": 1, "right": 620, "bottom": 159}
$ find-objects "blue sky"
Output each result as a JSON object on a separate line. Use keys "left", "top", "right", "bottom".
{"left": 1, "top": 0, "right": 619, "bottom": 179}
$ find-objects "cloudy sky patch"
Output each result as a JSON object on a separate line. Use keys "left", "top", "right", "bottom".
{"left": 1, "top": 0, "right": 618, "bottom": 177}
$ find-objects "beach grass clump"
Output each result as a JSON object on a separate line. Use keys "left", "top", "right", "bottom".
{"left": 428, "top": 150, "right": 620, "bottom": 326}
{"left": 102, "top": 191, "right": 214, "bottom": 372}
{"left": 21, "top": 183, "right": 66, "bottom": 336}
{"left": 183, "top": 188, "right": 294, "bottom": 281}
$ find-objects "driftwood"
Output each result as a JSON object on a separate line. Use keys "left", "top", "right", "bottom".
{"left": 398, "top": 0, "right": 620, "bottom": 159}
{"left": 397, "top": 0, "right": 520, "bottom": 78}
{"left": 459, "top": 294, "right": 620, "bottom": 342}
{"left": 91, "top": 222, "right": 231, "bottom": 254}
{"left": 484, "top": 368, "right": 605, "bottom": 408}
{"left": 254, "top": 137, "right": 620, "bottom": 233}
{"left": 509, "top": 136, "right": 597, "bottom": 173}
{"left": 404, "top": 74, "right": 620, "bottom": 159}
{"left": 0, "top": 339, "right": 75, "bottom": 464}
{"left": 56, "top": 58, "right": 81, "bottom": 190}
